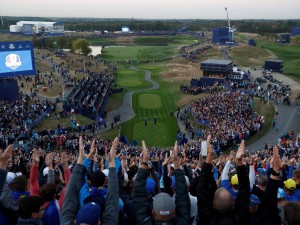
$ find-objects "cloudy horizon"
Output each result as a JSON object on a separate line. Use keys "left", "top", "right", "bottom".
{"left": 1, "top": 0, "right": 300, "bottom": 20}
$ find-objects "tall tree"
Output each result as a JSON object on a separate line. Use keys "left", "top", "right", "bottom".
{"left": 71, "top": 38, "right": 91, "bottom": 56}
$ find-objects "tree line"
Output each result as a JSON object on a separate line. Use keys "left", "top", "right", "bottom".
{"left": 1, "top": 16, "right": 300, "bottom": 34}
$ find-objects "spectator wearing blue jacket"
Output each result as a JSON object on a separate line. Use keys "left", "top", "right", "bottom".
{"left": 292, "top": 169, "right": 300, "bottom": 201}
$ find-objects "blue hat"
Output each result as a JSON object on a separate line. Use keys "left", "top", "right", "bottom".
{"left": 146, "top": 178, "right": 156, "bottom": 196}
{"left": 250, "top": 194, "right": 261, "bottom": 206}
{"left": 76, "top": 202, "right": 100, "bottom": 225}
{"left": 277, "top": 188, "right": 286, "bottom": 199}
{"left": 257, "top": 168, "right": 266, "bottom": 173}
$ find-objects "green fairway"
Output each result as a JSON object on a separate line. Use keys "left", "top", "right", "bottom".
{"left": 100, "top": 35, "right": 275, "bottom": 147}
{"left": 138, "top": 94, "right": 163, "bottom": 109}
{"left": 106, "top": 68, "right": 154, "bottom": 111}
{"left": 120, "top": 65, "right": 181, "bottom": 147}
{"left": 116, "top": 69, "right": 153, "bottom": 90}
{"left": 255, "top": 39, "right": 300, "bottom": 81}
{"left": 101, "top": 36, "right": 196, "bottom": 62}
{"left": 102, "top": 45, "right": 177, "bottom": 62}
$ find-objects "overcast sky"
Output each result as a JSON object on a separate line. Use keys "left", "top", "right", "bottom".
{"left": 1, "top": 0, "right": 300, "bottom": 19}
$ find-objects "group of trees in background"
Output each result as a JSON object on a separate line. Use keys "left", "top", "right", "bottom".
{"left": 1, "top": 16, "right": 300, "bottom": 35}
{"left": 32, "top": 36, "right": 91, "bottom": 56}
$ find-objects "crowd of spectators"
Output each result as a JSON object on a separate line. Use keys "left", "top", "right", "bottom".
{"left": 180, "top": 83, "right": 224, "bottom": 95}
{"left": 0, "top": 97, "right": 51, "bottom": 149}
{"left": 0, "top": 131, "right": 299, "bottom": 225}
{"left": 64, "top": 71, "right": 114, "bottom": 116}
{"left": 116, "top": 57, "right": 175, "bottom": 65}
{"left": 179, "top": 42, "right": 213, "bottom": 62}
{"left": 188, "top": 91, "right": 265, "bottom": 151}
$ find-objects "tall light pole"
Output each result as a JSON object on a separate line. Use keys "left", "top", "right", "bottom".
{"left": 83, "top": 60, "right": 87, "bottom": 78}
{"left": 0, "top": 11, "right": 3, "bottom": 26}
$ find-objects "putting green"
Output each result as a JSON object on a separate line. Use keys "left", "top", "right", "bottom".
{"left": 138, "top": 94, "right": 162, "bottom": 109}
{"left": 118, "top": 79, "right": 142, "bottom": 87}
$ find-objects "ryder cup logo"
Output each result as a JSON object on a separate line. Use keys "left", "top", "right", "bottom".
{"left": 5, "top": 54, "right": 22, "bottom": 70}
{"left": 9, "top": 44, "right": 15, "bottom": 50}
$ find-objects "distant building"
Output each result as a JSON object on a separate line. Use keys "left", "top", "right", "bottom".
{"left": 121, "top": 26, "right": 129, "bottom": 33}
{"left": 264, "top": 60, "right": 284, "bottom": 73}
{"left": 10, "top": 21, "right": 64, "bottom": 36}
{"left": 276, "top": 34, "right": 290, "bottom": 44}
{"left": 197, "top": 31, "right": 205, "bottom": 38}
{"left": 201, "top": 59, "right": 233, "bottom": 76}
{"left": 291, "top": 27, "right": 300, "bottom": 36}
{"left": 248, "top": 39, "right": 256, "bottom": 46}
{"left": 178, "top": 26, "right": 189, "bottom": 33}
{"left": 212, "top": 27, "right": 232, "bottom": 45}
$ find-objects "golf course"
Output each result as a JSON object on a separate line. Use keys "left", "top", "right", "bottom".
{"left": 7, "top": 32, "right": 298, "bottom": 147}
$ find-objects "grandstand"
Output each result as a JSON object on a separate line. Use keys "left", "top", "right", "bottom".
{"left": 10, "top": 21, "right": 64, "bottom": 36}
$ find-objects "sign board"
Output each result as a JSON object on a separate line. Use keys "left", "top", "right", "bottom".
{"left": 0, "top": 41, "right": 36, "bottom": 77}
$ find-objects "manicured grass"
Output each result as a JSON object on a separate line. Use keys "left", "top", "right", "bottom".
{"left": 106, "top": 68, "right": 153, "bottom": 111}
{"left": 255, "top": 39, "right": 300, "bottom": 81}
{"left": 138, "top": 94, "right": 163, "bottom": 109}
{"left": 102, "top": 45, "right": 176, "bottom": 62}
{"left": 120, "top": 92, "right": 178, "bottom": 147}
{"left": 100, "top": 35, "right": 276, "bottom": 147}
{"left": 101, "top": 36, "right": 196, "bottom": 63}
{"left": 120, "top": 66, "right": 180, "bottom": 147}
{"left": 116, "top": 68, "right": 153, "bottom": 90}
{"left": 134, "top": 35, "right": 197, "bottom": 45}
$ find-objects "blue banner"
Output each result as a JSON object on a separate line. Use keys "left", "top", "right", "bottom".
{"left": 0, "top": 41, "right": 36, "bottom": 77}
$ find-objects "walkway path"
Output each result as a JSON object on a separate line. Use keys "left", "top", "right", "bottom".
{"left": 247, "top": 101, "right": 300, "bottom": 152}
{"left": 242, "top": 69, "right": 300, "bottom": 151}
{"left": 97, "top": 70, "right": 160, "bottom": 133}
{"left": 35, "top": 50, "right": 300, "bottom": 150}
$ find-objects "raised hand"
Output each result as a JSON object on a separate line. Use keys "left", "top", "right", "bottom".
{"left": 207, "top": 134, "right": 214, "bottom": 156}
{"left": 163, "top": 155, "right": 170, "bottom": 166}
{"left": 172, "top": 141, "right": 180, "bottom": 169}
{"left": 228, "top": 150, "right": 235, "bottom": 161}
{"left": 273, "top": 146, "right": 281, "bottom": 173}
{"left": 87, "top": 139, "right": 96, "bottom": 160}
{"left": 77, "top": 135, "right": 85, "bottom": 165}
{"left": 206, "top": 134, "right": 214, "bottom": 164}
{"left": 46, "top": 152, "right": 55, "bottom": 170}
{"left": 236, "top": 140, "right": 245, "bottom": 166}
{"left": 0, "top": 144, "right": 13, "bottom": 169}
{"left": 108, "top": 137, "right": 119, "bottom": 167}
{"left": 141, "top": 140, "right": 149, "bottom": 163}
{"left": 31, "top": 148, "right": 40, "bottom": 165}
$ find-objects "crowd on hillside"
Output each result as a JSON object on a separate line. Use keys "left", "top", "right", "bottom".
{"left": 64, "top": 71, "right": 114, "bottom": 114}
{"left": 188, "top": 92, "right": 265, "bottom": 151}
{"left": 116, "top": 56, "right": 176, "bottom": 65}
{"left": 0, "top": 97, "right": 51, "bottom": 149}
{"left": 179, "top": 42, "right": 213, "bottom": 62}
{"left": 180, "top": 83, "right": 225, "bottom": 95}
{"left": 0, "top": 132, "right": 299, "bottom": 225}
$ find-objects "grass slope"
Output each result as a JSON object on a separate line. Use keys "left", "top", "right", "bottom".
{"left": 120, "top": 66, "right": 180, "bottom": 147}
{"left": 105, "top": 67, "right": 153, "bottom": 111}
{"left": 255, "top": 39, "right": 300, "bottom": 81}
{"left": 229, "top": 45, "right": 272, "bottom": 67}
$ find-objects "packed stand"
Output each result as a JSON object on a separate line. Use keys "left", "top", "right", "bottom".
{"left": 188, "top": 91, "right": 265, "bottom": 150}
{"left": 0, "top": 131, "right": 300, "bottom": 225}
{"left": 179, "top": 42, "right": 213, "bottom": 63}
